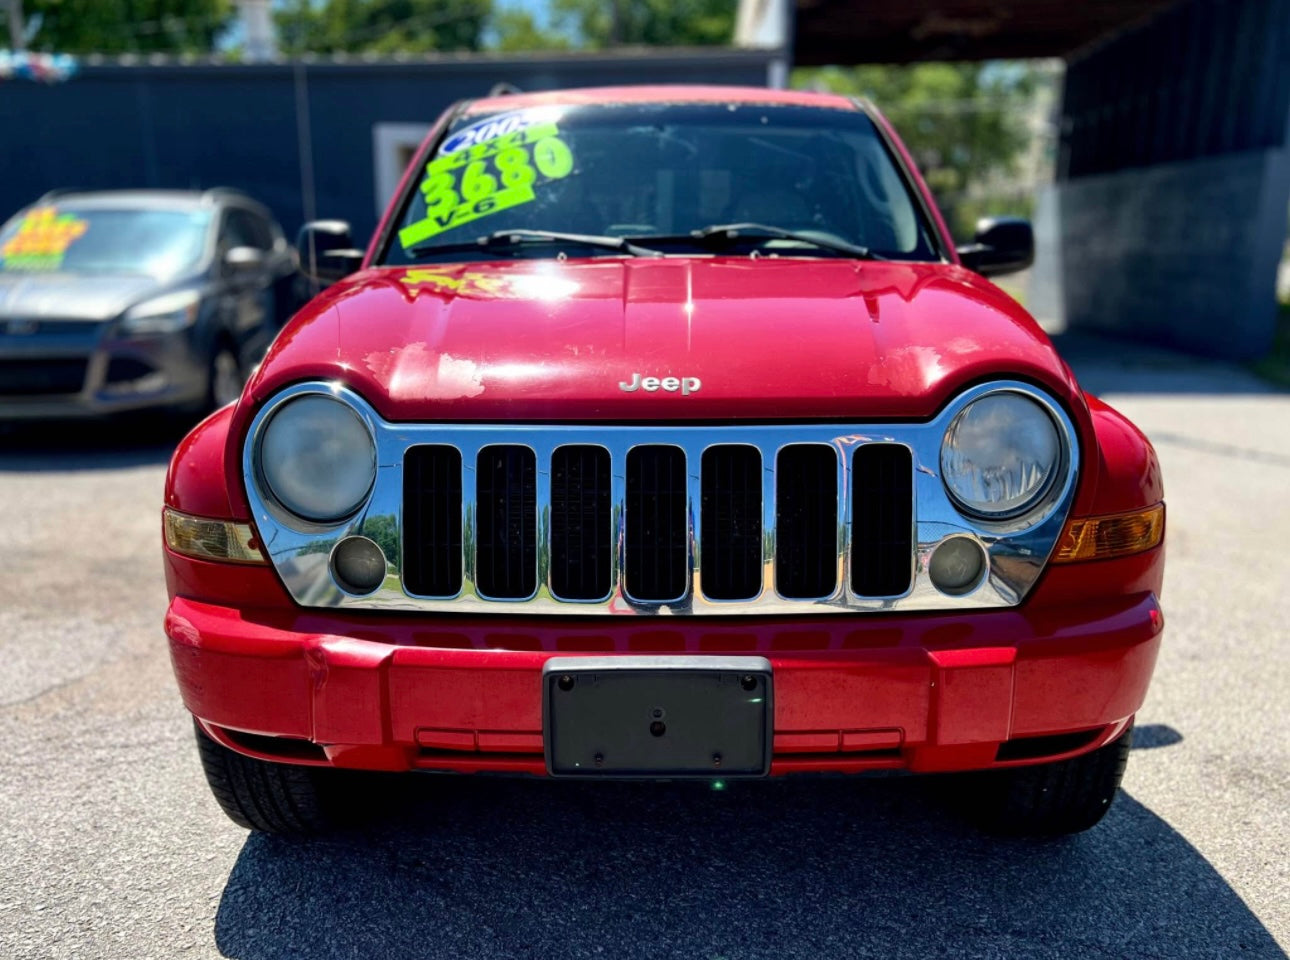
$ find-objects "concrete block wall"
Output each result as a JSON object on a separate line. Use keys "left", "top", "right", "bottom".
{"left": 1032, "top": 146, "right": 1290, "bottom": 359}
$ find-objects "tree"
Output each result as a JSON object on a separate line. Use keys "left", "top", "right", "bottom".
{"left": 547, "top": 0, "right": 735, "bottom": 48}
{"left": 485, "top": 7, "right": 569, "bottom": 53}
{"left": 276, "top": 0, "right": 491, "bottom": 55}
{"left": 23, "top": 0, "right": 233, "bottom": 54}
{"left": 793, "top": 62, "right": 1053, "bottom": 237}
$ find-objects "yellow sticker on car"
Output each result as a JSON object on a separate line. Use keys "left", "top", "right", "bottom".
{"left": 398, "top": 122, "right": 574, "bottom": 250}
{"left": 0, "top": 207, "right": 89, "bottom": 270}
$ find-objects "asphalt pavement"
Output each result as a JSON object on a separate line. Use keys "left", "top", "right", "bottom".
{"left": 0, "top": 336, "right": 1286, "bottom": 959}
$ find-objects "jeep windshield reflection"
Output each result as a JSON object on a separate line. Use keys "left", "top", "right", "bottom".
{"left": 380, "top": 103, "right": 942, "bottom": 265}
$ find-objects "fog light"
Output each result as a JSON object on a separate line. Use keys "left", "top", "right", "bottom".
{"left": 928, "top": 536, "right": 987, "bottom": 595}
{"left": 331, "top": 536, "right": 387, "bottom": 595}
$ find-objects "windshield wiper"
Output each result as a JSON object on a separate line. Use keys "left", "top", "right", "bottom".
{"left": 410, "top": 229, "right": 662, "bottom": 260}
{"left": 633, "top": 222, "right": 883, "bottom": 260}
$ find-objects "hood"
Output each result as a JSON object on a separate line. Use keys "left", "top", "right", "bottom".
{"left": 249, "top": 258, "right": 1077, "bottom": 421}
{"left": 0, "top": 271, "right": 165, "bottom": 322}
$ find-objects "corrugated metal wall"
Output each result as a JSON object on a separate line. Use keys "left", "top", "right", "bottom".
{"left": 1058, "top": 0, "right": 1290, "bottom": 180}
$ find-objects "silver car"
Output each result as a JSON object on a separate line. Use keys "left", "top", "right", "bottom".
{"left": 0, "top": 188, "right": 297, "bottom": 419}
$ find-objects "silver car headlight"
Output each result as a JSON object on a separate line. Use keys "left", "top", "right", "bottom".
{"left": 121, "top": 289, "right": 201, "bottom": 335}
{"left": 258, "top": 394, "right": 376, "bottom": 523}
{"left": 940, "top": 391, "right": 1062, "bottom": 519}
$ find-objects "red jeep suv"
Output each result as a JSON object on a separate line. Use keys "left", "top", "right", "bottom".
{"left": 162, "top": 86, "right": 1165, "bottom": 836}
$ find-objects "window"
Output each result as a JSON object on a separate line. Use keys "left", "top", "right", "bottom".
{"left": 222, "top": 208, "right": 275, "bottom": 252}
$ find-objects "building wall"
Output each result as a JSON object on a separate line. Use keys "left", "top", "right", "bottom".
{"left": 1044, "top": 148, "right": 1290, "bottom": 356}
{"left": 0, "top": 52, "right": 775, "bottom": 245}
{"left": 1044, "top": 0, "right": 1290, "bottom": 359}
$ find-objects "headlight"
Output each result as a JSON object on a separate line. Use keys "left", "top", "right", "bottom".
{"left": 941, "top": 392, "right": 1062, "bottom": 519}
{"left": 121, "top": 289, "right": 201, "bottom": 334}
{"left": 258, "top": 395, "right": 376, "bottom": 523}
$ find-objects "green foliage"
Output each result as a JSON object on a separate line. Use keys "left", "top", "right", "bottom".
{"left": 270, "top": 0, "right": 733, "bottom": 56}
{"left": 547, "top": 0, "right": 735, "bottom": 48}
{"left": 275, "top": 0, "right": 492, "bottom": 55}
{"left": 794, "top": 62, "right": 1048, "bottom": 239}
{"left": 360, "top": 514, "right": 400, "bottom": 565}
{"left": 1251, "top": 300, "right": 1290, "bottom": 387}
{"left": 24, "top": 0, "right": 233, "bottom": 54}
{"left": 485, "top": 8, "right": 569, "bottom": 52}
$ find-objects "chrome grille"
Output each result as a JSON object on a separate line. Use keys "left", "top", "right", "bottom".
{"left": 400, "top": 435, "right": 910, "bottom": 611}
{"left": 246, "top": 380, "right": 1081, "bottom": 616}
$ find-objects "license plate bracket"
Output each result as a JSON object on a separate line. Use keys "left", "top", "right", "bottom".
{"left": 543, "top": 656, "right": 772, "bottom": 778}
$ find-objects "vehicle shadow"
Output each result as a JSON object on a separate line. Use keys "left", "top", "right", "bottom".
{"left": 213, "top": 773, "right": 1282, "bottom": 960}
{"left": 0, "top": 415, "right": 188, "bottom": 471}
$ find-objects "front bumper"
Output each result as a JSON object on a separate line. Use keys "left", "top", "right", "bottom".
{"left": 0, "top": 331, "right": 206, "bottom": 419}
{"left": 166, "top": 590, "right": 1162, "bottom": 776}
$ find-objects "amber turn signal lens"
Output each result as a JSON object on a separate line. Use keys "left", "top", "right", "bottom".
{"left": 1052, "top": 504, "right": 1164, "bottom": 563}
{"left": 163, "top": 508, "right": 266, "bottom": 564}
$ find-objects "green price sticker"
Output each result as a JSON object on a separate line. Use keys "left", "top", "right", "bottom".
{"left": 399, "top": 123, "right": 575, "bottom": 250}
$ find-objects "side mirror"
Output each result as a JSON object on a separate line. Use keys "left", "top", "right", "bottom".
{"left": 297, "top": 220, "right": 364, "bottom": 286}
{"left": 956, "top": 217, "right": 1034, "bottom": 278}
{"left": 223, "top": 245, "right": 266, "bottom": 277}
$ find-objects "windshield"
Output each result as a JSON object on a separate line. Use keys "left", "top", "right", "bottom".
{"left": 0, "top": 206, "right": 212, "bottom": 280}
{"left": 380, "top": 102, "right": 941, "bottom": 265}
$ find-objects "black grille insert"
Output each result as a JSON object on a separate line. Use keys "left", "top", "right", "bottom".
{"left": 550, "top": 445, "right": 612, "bottom": 600}
{"left": 775, "top": 445, "right": 838, "bottom": 599}
{"left": 402, "top": 445, "right": 462, "bottom": 597}
{"left": 0, "top": 358, "right": 87, "bottom": 396}
{"left": 851, "top": 444, "right": 914, "bottom": 597}
{"left": 475, "top": 445, "right": 537, "bottom": 599}
{"left": 701, "top": 445, "right": 763, "bottom": 600}
{"left": 625, "top": 445, "right": 688, "bottom": 602}
{"left": 105, "top": 356, "right": 157, "bottom": 384}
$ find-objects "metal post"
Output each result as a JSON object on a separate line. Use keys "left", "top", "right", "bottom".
{"left": 734, "top": 0, "right": 791, "bottom": 89}
{"left": 7, "top": 0, "right": 26, "bottom": 52}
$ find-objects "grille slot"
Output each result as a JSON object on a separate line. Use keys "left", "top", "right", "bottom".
{"left": 775, "top": 445, "right": 839, "bottom": 599}
{"left": 402, "top": 445, "right": 463, "bottom": 597}
{"left": 0, "top": 358, "right": 87, "bottom": 395}
{"left": 701, "top": 445, "right": 763, "bottom": 600}
{"left": 625, "top": 445, "right": 688, "bottom": 602}
{"left": 475, "top": 445, "right": 537, "bottom": 599}
{"left": 550, "top": 445, "right": 612, "bottom": 601}
{"left": 851, "top": 444, "right": 914, "bottom": 597}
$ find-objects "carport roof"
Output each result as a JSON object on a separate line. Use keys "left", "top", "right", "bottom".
{"left": 793, "top": 0, "right": 1181, "bottom": 64}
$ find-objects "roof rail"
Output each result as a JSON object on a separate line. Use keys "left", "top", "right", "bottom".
{"left": 201, "top": 186, "right": 251, "bottom": 202}
{"left": 36, "top": 188, "right": 81, "bottom": 204}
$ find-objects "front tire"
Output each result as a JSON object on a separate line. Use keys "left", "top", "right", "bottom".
{"left": 193, "top": 721, "right": 347, "bottom": 836}
{"left": 968, "top": 726, "right": 1133, "bottom": 836}
{"left": 208, "top": 341, "right": 244, "bottom": 410}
